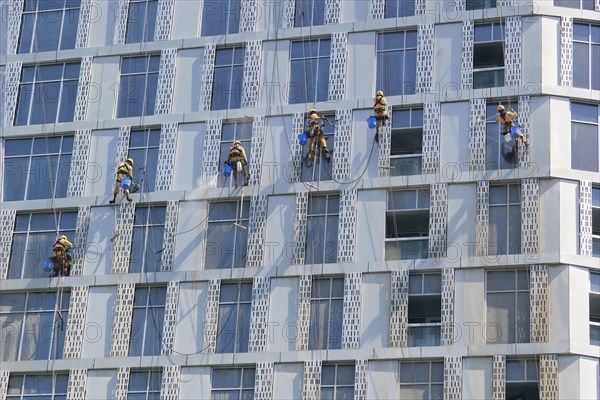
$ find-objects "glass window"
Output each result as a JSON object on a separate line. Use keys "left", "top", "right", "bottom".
{"left": 390, "top": 107, "right": 423, "bottom": 176}
{"left": 3, "top": 136, "right": 73, "bottom": 201}
{"left": 301, "top": 113, "right": 335, "bottom": 182}
{"left": 205, "top": 201, "right": 250, "bottom": 269}
{"left": 385, "top": 189, "right": 430, "bottom": 260}
{"left": 573, "top": 24, "right": 600, "bottom": 90}
{"left": 127, "top": 370, "right": 162, "bottom": 399}
{"left": 1, "top": 291, "right": 70, "bottom": 362}
{"left": 294, "top": 0, "right": 325, "bottom": 26}
{"left": 211, "top": 367, "right": 255, "bottom": 399}
{"left": 408, "top": 273, "right": 441, "bottom": 347}
{"left": 506, "top": 359, "right": 539, "bottom": 400}
{"left": 571, "top": 102, "right": 599, "bottom": 173}
{"left": 15, "top": 62, "right": 80, "bottom": 125}
{"left": 212, "top": 47, "right": 244, "bottom": 110}
{"left": 398, "top": 361, "right": 444, "bottom": 400}
{"left": 590, "top": 271, "right": 600, "bottom": 345}
{"left": 6, "top": 373, "right": 69, "bottom": 400}
{"left": 8, "top": 211, "right": 77, "bottom": 279}
{"left": 18, "top": 0, "right": 81, "bottom": 53}
{"left": 466, "top": 0, "right": 497, "bottom": 10}
{"left": 376, "top": 31, "right": 417, "bottom": 96}
{"left": 489, "top": 184, "right": 521, "bottom": 255}
{"left": 128, "top": 128, "right": 161, "bottom": 193}
{"left": 593, "top": 187, "right": 600, "bottom": 257}
{"left": 129, "top": 206, "right": 165, "bottom": 273}
{"left": 201, "top": 0, "right": 240, "bottom": 37}
{"left": 473, "top": 23, "right": 505, "bottom": 89}
{"left": 128, "top": 287, "right": 167, "bottom": 356}
{"left": 305, "top": 194, "right": 339, "bottom": 264}
{"left": 289, "top": 38, "right": 331, "bottom": 104}
{"left": 486, "top": 101, "right": 520, "bottom": 170}
{"left": 486, "top": 270, "right": 530, "bottom": 344}
{"left": 219, "top": 122, "right": 252, "bottom": 187}
{"left": 216, "top": 282, "right": 252, "bottom": 353}
{"left": 554, "top": 0, "right": 595, "bottom": 10}
{"left": 321, "top": 364, "right": 355, "bottom": 400}
{"left": 125, "top": 0, "right": 158, "bottom": 44}
{"left": 117, "top": 55, "right": 160, "bottom": 118}
{"left": 309, "top": 277, "right": 344, "bottom": 350}
{"left": 385, "top": 0, "right": 416, "bottom": 18}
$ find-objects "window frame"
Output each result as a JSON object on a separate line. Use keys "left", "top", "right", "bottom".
{"left": 308, "top": 276, "right": 344, "bottom": 350}
{"left": 320, "top": 364, "right": 356, "bottom": 400}
{"left": 488, "top": 183, "right": 521, "bottom": 255}
{"left": 210, "top": 367, "right": 256, "bottom": 399}
{"left": 407, "top": 272, "right": 442, "bottom": 347}
{"left": 219, "top": 121, "right": 253, "bottom": 187}
{"left": 129, "top": 205, "right": 166, "bottom": 274}
{"left": 116, "top": 54, "right": 160, "bottom": 118}
{"left": 590, "top": 271, "right": 600, "bottom": 345}
{"left": 304, "top": 193, "right": 340, "bottom": 265}
{"left": 385, "top": 0, "right": 416, "bottom": 18}
{"left": 289, "top": 38, "right": 331, "bottom": 104}
{"left": 485, "top": 101, "right": 520, "bottom": 170}
{"left": 398, "top": 360, "right": 444, "bottom": 399}
{"left": 376, "top": 30, "right": 418, "bottom": 96}
{"left": 127, "top": 128, "right": 161, "bottom": 193}
{"left": 592, "top": 186, "right": 600, "bottom": 257}
{"left": 466, "top": 0, "right": 497, "bottom": 10}
{"left": 200, "top": 0, "right": 241, "bottom": 37}
{"left": 505, "top": 359, "right": 540, "bottom": 400}
{"left": 216, "top": 281, "right": 253, "bottom": 354}
{"left": 126, "top": 369, "right": 162, "bottom": 399}
{"left": 571, "top": 102, "right": 599, "bottom": 173}
{"left": 553, "top": 0, "right": 595, "bottom": 10}
{"left": 294, "top": 0, "right": 326, "bottom": 27}
{"left": 473, "top": 22, "right": 505, "bottom": 89}
{"left": 385, "top": 188, "right": 430, "bottom": 260}
{"left": 128, "top": 286, "right": 167, "bottom": 357}
{"left": 390, "top": 107, "right": 424, "bottom": 176}
{"left": 205, "top": 200, "right": 250, "bottom": 269}
{"left": 6, "top": 373, "right": 69, "bottom": 399}
{"left": 573, "top": 23, "right": 600, "bottom": 90}
{"left": 211, "top": 47, "right": 245, "bottom": 111}
{"left": 125, "top": 0, "right": 159, "bottom": 44}
{"left": 300, "top": 112, "right": 335, "bottom": 182}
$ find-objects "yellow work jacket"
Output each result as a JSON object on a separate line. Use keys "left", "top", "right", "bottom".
{"left": 228, "top": 145, "right": 248, "bottom": 164}
{"left": 374, "top": 95, "right": 387, "bottom": 111}
{"left": 116, "top": 162, "right": 133, "bottom": 179}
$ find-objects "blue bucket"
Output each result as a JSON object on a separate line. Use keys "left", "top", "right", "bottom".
{"left": 298, "top": 133, "right": 308, "bottom": 146}
{"left": 121, "top": 177, "right": 131, "bottom": 190}
{"left": 367, "top": 117, "right": 377, "bottom": 129}
{"left": 223, "top": 163, "right": 233, "bottom": 177}
{"left": 43, "top": 259, "right": 53, "bottom": 272}
{"left": 510, "top": 126, "right": 522, "bottom": 139}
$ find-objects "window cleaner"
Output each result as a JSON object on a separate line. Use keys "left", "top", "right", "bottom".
{"left": 225, "top": 140, "right": 250, "bottom": 189}
{"left": 305, "top": 109, "right": 330, "bottom": 168}
{"left": 372, "top": 90, "right": 389, "bottom": 144}
{"left": 109, "top": 158, "right": 136, "bottom": 204}
{"left": 496, "top": 105, "right": 528, "bottom": 147}
{"left": 51, "top": 235, "right": 72, "bottom": 277}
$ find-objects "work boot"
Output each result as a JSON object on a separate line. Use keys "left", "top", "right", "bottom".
{"left": 127, "top": 196, "right": 133, "bottom": 202}
{"left": 375, "top": 132, "right": 379, "bottom": 144}
{"left": 323, "top": 149, "right": 331, "bottom": 163}
{"left": 109, "top": 195, "right": 116, "bottom": 204}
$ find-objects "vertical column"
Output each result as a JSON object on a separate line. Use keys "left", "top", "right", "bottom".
{"left": 476, "top": 181, "right": 489, "bottom": 257}
{"left": 248, "top": 116, "right": 266, "bottom": 186}
{"left": 160, "top": 365, "right": 181, "bottom": 400}
{"left": 325, "top": 0, "right": 341, "bottom": 24}
{"left": 249, "top": 277, "right": 271, "bottom": 352}
{"left": 0, "top": 370, "right": 9, "bottom": 399}
{"left": 444, "top": 356, "right": 462, "bottom": 400}
{"left": 332, "top": 109, "right": 352, "bottom": 182}
{"left": 71, "top": 206, "right": 91, "bottom": 276}
{"left": 154, "top": 0, "right": 175, "bottom": 41}
{"left": 240, "top": 0, "right": 258, "bottom": 33}
{"left": 114, "top": 367, "right": 130, "bottom": 400}
{"left": 3, "top": 62, "right": 22, "bottom": 128}
{"left": 114, "top": 126, "right": 131, "bottom": 168}
{"left": 203, "top": 279, "right": 221, "bottom": 354}
{"left": 282, "top": 0, "right": 295, "bottom": 28}
{"left": 110, "top": 283, "right": 136, "bottom": 357}
{"left": 66, "top": 369, "right": 87, "bottom": 400}
{"left": 289, "top": 113, "right": 305, "bottom": 183}
{"left": 155, "top": 123, "right": 179, "bottom": 192}
{"left": 201, "top": 119, "right": 222, "bottom": 185}
{"left": 74, "top": 56, "right": 93, "bottom": 122}
{"left": 539, "top": 355, "right": 559, "bottom": 400}
{"left": 389, "top": 269, "right": 409, "bottom": 347}
{"left": 292, "top": 192, "right": 309, "bottom": 265}
{"left": 354, "top": 360, "right": 368, "bottom": 400}
{"left": 417, "top": 24, "right": 435, "bottom": 93}
{"left": 76, "top": 0, "right": 93, "bottom": 48}
{"left": 296, "top": 275, "right": 312, "bottom": 351}
{"left": 469, "top": 98, "right": 486, "bottom": 171}
{"left": 67, "top": 130, "right": 92, "bottom": 197}
{"left": 111, "top": 203, "right": 136, "bottom": 274}
{"left": 422, "top": 102, "right": 441, "bottom": 174}
{"left": 160, "top": 201, "right": 179, "bottom": 271}
{"left": 368, "top": 0, "right": 385, "bottom": 19}
{"left": 0, "top": 209, "right": 17, "bottom": 280}
{"left": 560, "top": 17, "right": 573, "bottom": 87}
{"left": 441, "top": 268, "right": 455, "bottom": 346}
{"left": 155, "top": 49, "right": 178, "bottom": 115}
{"left": 461, "top": 20, "right": 474, "bottom": 90}
{"left": 377, "top": 105, "right": 393, "bottom": 177}
{"left": 579, "top": 181, "right": 593, "bottom": 256}
{"left": 530, "top": 265, "right": 549, "bottom": 343}
{"left": 7, "top": 0, "right": 24, "bottom": 55}
{"left": 64, "top": 286, "right": 90, "bottom": 359}
{"left": 113, "top": 0, "right": 130, "bottom": 45}
{"left": 328, "top": 32, "right": 348, "bottom": 101}
{"left": 302, "top": 360, "right": 322, "bottom": 399}
{"left": 504, "top": 17, "right": 522, "bottom": 87}
{"left": 200, "top": 44, "right": 217, "bottom": 111}
{"left": 337, "top": 188, "right": 358, "bottom": 263}
{"left": 255, "top": 362, "right": 274, "bottom": 400}
{"left": 162, "top": 281, "right": 180, "bottom": 355}
{"left": 492, "top": 355, "right": 506, "bottom": 400}
{"left": 517, "top": 96, "right": 531, "bottom": 168}
{"left": 521, "top": 178, "right": 540, "bottom": 254}
{"left": 247, "top": 195, "right": 268, "bottom": 267}
{"left": 342, "top": 272, "right": 362, "bottom": 349}
{"left": 242, "top": 41, "right": 263, "bottom": 109}
{"left": 429, "top": 183, "right": 448, "bottom": 258}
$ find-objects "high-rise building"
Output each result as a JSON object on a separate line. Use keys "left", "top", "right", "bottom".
{"left": 1, "top": 0, "right": 599, "bottom": 398}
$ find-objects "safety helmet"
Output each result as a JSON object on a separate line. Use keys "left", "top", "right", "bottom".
{"left": 309, "top": 108, "right": 317, "bottom": 114}
{"left": 126, "top": 158, "right": 134, "bottom": 165}
{"left": 497, "top": 105, "right": 505, "bottom": 111}
{"left": 234, "top": 140, "right": 241, "bottom": 146}
{"left": 376, "top": 90, "right": 384, "bottom": 96}
{"left": 59, "top": 235, "right": 67, "bottom": 241}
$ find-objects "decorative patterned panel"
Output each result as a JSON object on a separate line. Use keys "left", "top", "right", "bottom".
{"left": 203, "top": 279, "right": 221, "bottom": 354}
{"left": 64, "top": 286, "right": 90, "bottom": 359}
{"left": 521, "top": 179, "right": 539, "bottom": 254}
{"left": 66, "top": 369, "right": 87, "bottom": 400}
{"left": 354, "top": 360, "right": 368, "bottom": 400}
{"left": 247, "top": 196, "right": 268, "bottom": 267}
{"left": 161, "top": 281, "right": 180, "bottom": 355}
{"left": 530, "top": 265, "right": 549, "bottom": 343}
{"left": 288, "top": 113, "right": 305, "bottom": 183}
{"left": 422, "top": 102, "right": 441, "bottom": 174}
{"left": 377, "top": 105, "right": 393, "bottom": 177}
{"left": 0, "top": 209, "right": 17, "bottom": 280}
{"left": 328, "top": 32, "right": 348, "bottom": 101}
{"left": 342, "top": 272, "right": 362, "bottom": 349}
{"left": 3, "top": 62, "right": 22, "bottom": 128}
{"left": 255, "top": 362, "right": 274, "bottom": 400}
{"left": 468, "top": 98, "right": 486, "bottom": 171}
{"left": 596, "top": 0, "right": 600, "bottom": 11}
{"left": 292, "top": 192, "right": 309, "bottom": 265}
{"left": 332, "top": 109, "right": 352, "bottom": 181}
{"left": 302, "top": 360, "right": 322, "bottom": 399}
{"left": 242, "top": 41, "right": 263, "bottom": 109}
{"left": 517, "top": 96, "right": 530, "bottom": 168}
{"left": 76, "top": 0, "right": 93, "bottom": 48}
{"left": 74, "top": 56, "right": 93, "bottom": 121}
{"left": 71, "top": 205, "right": 91, "bottom": 275}
{"left": 441, "top": 268, "right": 455, "bottom": 346}
{"left": 240, "top": 0, "right": 258, "bottom": 32}
{"left": 111, "top": 202, "right": 136, "bottom": 274}
{"left": 455, "top": 0, "right": 466, "bottom": 10}
{"left": 461, "top": 20, "right": 474, "bottom": 90}
{"left": 113, "top": 0, "right": 130, "bottom": 45}
{"left": 560, "top": 17, "right": 573, "bottom": 87}
{"left": 160, "top": 365, "right": 181, "bottom": 400}
{"left": 0, "top": 370, "right": 9, "bottom": 399}
{"left": 249, "top": 277, "right": 271, "bottom": 352}
{"left": 444, "top": 356, "right": 462, "bottom": 400}
{"left": 154, "top": 0, "right": 175, "bottom": 41}
{"left": 497, "top": 0, "right": 514, "bottom": 5}
{"left": 539, "top": 355, "right": 559, "bottom": 400}
{"left": 160, "top": 201, "right": 179, "bottom": 271}
{"left": 324, "top": 0, "right": 341, "bottom": 24}
{"left": 492, "top": 355, "right": 506, "bottom": 400}
{"left": 114, "top": 367, "right": 130, "bottom": 400}
{"left": 200, "top": 44, "right": 216, "bottom": 111}
{"left": 429, "top": 183, "right": 448, "bottom": 259}
{"left": 248, "top": 116, "right": 266, "bottom": 186}
{"left": 67, "top": 130, "right": 92, "bottom": 197}
{"left": 368, "top": 0, "right": 385, "bottom": 19}
{"left": 476, "top": 181, "right": 489, "bottom": 257}
{"left": 7, "top": 0, "right": 24, "bottom": 54}
{"left": 115, "top": 126, "right": 132, "bottom": 168}
{"left": 155, "top": 48, "right": 177, "bottom": 115}
{"left": 201, "top": 119, "right": 222, "bottom": 185}
{"left": 110, "top": 283, "right": 136, "bottom": 357}
{"left": 296, "top": 275, "right": 312, "bottom": 351}
{"left": 579, "top": 181, "right": 592, "bottom": 256}
{"left": 337, "top": 188, "right": 358, "bottom": 263}
{"left": 504, "top": 17, "right": 522, "bottom": 87}
{"left": 155, "top": 123, "right": 179, "bottom": 192}
{"left": 389, "top": 269, "right": 409, "bottom": 347}
{"left": 282, "top": 0, "right": 295, "bottom": 28}
{"left": 417, "top": 24, "right": 435, "bottom": 93}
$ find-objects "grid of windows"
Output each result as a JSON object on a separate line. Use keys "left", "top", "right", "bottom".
{"left": 486, "top": 102, "right": 520, "bottom": 170}
{"left": 125, "top": 0, "right": 158, "bottom": 44}
{"left": 289, "top": 38, "right": 331, "bottom": 104}
{"left": 127, "top": 370, "right": 162, "bottom": 399}
{"left": 15, "top": 62, "right": 80, "bottom": 126}
{"left": 309, "top": 277, "right": 344, "bottom": 350}
{"left": 489, "top": 184, "right": 521, "bottom": 255}
{"left": 506, "top": 359, "right": 539, "bottom": 400}
{"left": 473, "top": 23, "right": 505, "bottom": 89}
{"left": 390, "top": 108, "right": 423, "bottom": 176}
{"left": 3, "top": 136, "right": 73, "bottom": 201}
{"left": 128, "top": 128, "right": 161, "bottom": 193}
{"left": 212, "top": 47, "right": 245, "bottom": 110}
{"left": 211, "top": 367, "right": 255, "bottom": 399}
{"left": 201, "top": 0, "right": 240, "bottom": 37}
{"left": 486, "top": 270, "right": 530, "bottom": 344}
{"left": 128, "top": 287, "right": 166, "bottom": 357}
{"left": 554, "top": 0, "right": 595, "bottom": 9}
{"left": 305, "top": 194, "right": 339, "bottom": 264}
{"left": 18, "top": 0, "right": 80, "bottom": 53}
{"left": 1, "top": 292, "right": 70, "bottom": 362}
{"left": 571, "top": 102, "right": 599, "bottom": 173}
{"left": 408, "top": 273, "right": 441, "bottom": 347}
{"left": 466, "top": 0, "right": 497, "bottom": 10}
{"left": 205, "top": 201, "right": 250, "bottom": 269}
{"left": 590, "top": 271, "right": 600, "bottom": 345}
{"left": 573, "top": 23, "right": 600, "bottom": 91}
{"left": 117, "top": 55, "right": 160, "bottom": 118}
{"left": 129, "top": 206, "right": 165, "bottom": 273}
{"left": 294, "top": 0, "right": 325, "bottom": 27}
{"left": 219, "top": 122, "right": 252, "bottom": 188}
{"left": 6, "top": 373, "right": 69, "bottom": 400}
{"left": 385, "top": 0, "right": 416, "bottom": 18}
{"left": 216, "top": 282, "right": 252, "bottom": 354}
{"left": 321, "top": 364, "right": 355, "bottom": 400}
{"left": 9, "top": 211, "right": 77, "bottom": 279}
{"left": 376, "top": 31, "right": 417, "bottom": 96}
{"left": 385, "top": 189, "right": 430, "bottom": 260}
{"left": 593, "top": 187, "right": 600, "bottom": 257}
{"left": 398, "top": 361, "right": 444, "bottom": 400}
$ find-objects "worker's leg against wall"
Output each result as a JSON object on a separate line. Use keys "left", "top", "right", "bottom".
{"left": 233, "top": 168, "right": 238, "bottom": 186}
{"left": 113, "top": 180, "right": 121, "bottom": 194}
{"left": 308, "top": 137, "right": 315, "bottom": 152}
{"left": 319, "top": 135, "right": 327, "bottom": 150}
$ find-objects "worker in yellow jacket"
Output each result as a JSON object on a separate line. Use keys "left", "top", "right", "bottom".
{"left": 373, "top": 90, "right": 389, "bottom": 143}
{"left": 496, "top": 105, "right": 527, "bottom": 145}
{"left": 51, "top": 235, "right": 72, "bottom": 277}
{"left": 306, "top": 109, "right": 330, "bottom": 166}
{"left": 226, "top": 141, "right": 250, "bottom": 188}
{"left": 109, "top": 158, "right": 134, "bottom": 204}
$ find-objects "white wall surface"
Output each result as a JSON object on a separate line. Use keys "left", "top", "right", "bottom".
{"left": 171, "top": 0, "right": 202, "bottom": 40}
{"left": 347, "top": 31, "right": 376, "bottom": 100}
{"left": 174, "top": 281, "right": 208, "bottom": 354}
{"left": 179, "top": 366, "right": 211, "bottom": 400}
{"left": 439, "top": 101, "right": 470, "bottom": 173}
{"left": 446, "top": 183, "right": 476, "bottom": 260}
{"left": 579, "top": 356, "right": 600, "bottom": 400}
{"left": 360, "top": 272, "right": 391, "bottom": 349}
{"left": 355, "top": 189, "right": 386, "bottom": 263}
{"left": 81, "top": 286, "right": 117, "bottom": 358}
{"left": 546, "top": 96, "right": 571, "bottom": 172}
{"left": 261, "top": 115, "right": 293, "bottom": 190}
{"left": 462, "top": 357, "right": 492, "bottom": 400}
{"left": 85, "top": 369, "right": 117, "bottom": 399}
{"left": 349, "top": 109, "right": 380, "bottom": 180}
{"left": 173, "top": 123, "right": 206, "bottom": 191}
{"left": 262, "top": 194, "right": 295, "bottom": 268}
{"left": 454, "top": 268, "right": 486, "bottom": 346}
{"left": 272, "top": 363, "right": 304, "bottom": 399}
{"left": 172, "top": 200, "right": 207, "bottom": 271}
{"left": 367, "top": 360, "right": 398, "bottom": 400}
{"left": 557, "top": 180, "right": 579, "bottom": 256}
{"left": 538, "top": 179, "right": 560, "bottom": 256}
{"left": 87, "top": 56, "right": 121, "bottom": 122}
{"left": 87, "top": 129, "right": 119, "bottom": 197}
{"left": 548, "top": 265, "right": 570, "bottom": 344}
{"left": 522, "top": 16, "right": 544, "bottom": 89}
{"left": 88, "top": 0, "right": 116, "bottom": 48}
{"left": 259, "top": 40, "right": 290, "bottom": 109}
{"left": 267, "top": 277, "right": 299, "bottom": 352}
{"left": 433, "top": 23, "right": 463, "bottom": 97}
{"left": 83, "top": 206, "right": 116, "bottom": 276}
{"left": 569, "top": 265, "right": 591, "bottom": 346}
{"left": 172, "top": 48, "right": 204, "bottom": 115}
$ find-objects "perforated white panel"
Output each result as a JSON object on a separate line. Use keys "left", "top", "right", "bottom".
{"left": 497, "top": 0, "right": 514, "bottom": 5}
{"left": 282, "top": 0, "right": 295, "bottom": 28}
{"left": 162, "top": 281, "right": 180, "bottom": 355}
{"left": 429, "top": 183, "right": 448, "bottom": 258}
{"left": 203, "top": 279, "right": 221, "bottom": 354}
{"left": 324, "top": 0, "right": 341, "bottom": 24}
{"left": 296, "top": 275, "right": 312, "bottom": 351}
{"left": 76, "top": 0, "right": 92, "bottom": 48}
{"left": 74, "top": 56, "right": 93, "bottom": 121}
{"left": 154, "top": 0, "right": 175, "bottom": 41}
{"left": 160, "top": 365, "right": 180, "bottom": 399}
{"left": 255, "top": 362, "right": 274, "bottom": 400}
{"left": 560, "top": 17, "right": 573, "bottom": 87}
{"left": 292, "top": 192, "right": 309, "bottom": 265}
{"left": 539, "top": 355, "right": 559, "bottom": 400}
{"left": 113, "top": 0, "right": 130, "bottom": 45}
{"left": 342, "top": 272, "right": 362, "bottom": 349}
{"left": 517, "top": 96, "right": 530, "bottom": 168}
{"left": 441, "top": 268, "right": 455, "bottom": 346}
{"left": 67, "top": 369, "right": 87, "bottom": 400}
{"left": 240, "top": 0, "right": 258, "bottom": 32}
{"left": 389, "top": 269, "right": 409, "bottom": 347}
{"left": 368, "top": 0, "right": 385, "bottom": 19}
{"left": 0, "top": 209, "right": 17, "bottom": 280}
{"left": 504, "top": 17, "right": 522, "bottom": 87}
{"left": 596, "top": 0, "right": 600, "bottom": 11}
{"left": 155, "top": 123, "right": 179, "bottom": 192}
{"left": 521, "top": 179, "right": 539, "bottom": 254}
{"left": 377, "top": 105, "right": 393, "bottom": 177}
{"left": 248, "top": 116, "right": 266, "bottom": 186}
{"left": 469, "top": 99, "right": 486, "bottom": 171}
{"left": 242, "top": 41, "right": 263, "bottom": 109}
{"left": 110, "top": 283, "right": 136, "bottom": 357}
{"left": 67, "top": 130, "right": 92, "bottom": 198}
{"left": 3, "top": 62, "right": 22, "bottom": 128}
{"left": 200, "top": 45, "right": 216, "bottom": 111}
{"left": 64, "top": 286, "right": 89, "bottom": 359}
{"left": 0, "top": 370, "right": 9, "bottom": 399}
{"left": 444, "top": 356, "right": 462, "bottom": 400}
{"left": 476, "top": 181, "right": 489, "bottom": 257}
{"left": 115, "top": 126, "right": 132, "bottom": 168}
{"left": 247, "top": 196, "right": 268, "bottom": 267}
{"left": 579, "top": 181, "right": 592, "bottom": 256}
{"left": 302, "top": 360, "right": 322, "bottom": 399}
{"left": 7, "top": 0, "right": 24, "bottom": 54}
{"left": 417, "top": 24, "right": 435, "bottom": 93}
{"left": 530, "top": 265, "right": 549, "bottom": 343}
{"left": 160, "top": 201, "right": 178, "bottom": 271}
{"left": 111, "top": 203, "right": 136, "bottom": 274}
{"left": 422, "top": 102, "right": 441, "bottom": 174}
{"left": 249, "top": 277, "right": 271, "bottom": 352}
{"left": 114, "top": 367, "right": 130, "bottom": 400}
{"left": 337, "top": 188, "right": 358, "bottom": 263}
{"left": 289, "top": 113, "right": 305, "bottom": 183}
{"left": 201, "top": 119, "right": 222, "bottom": 185}
{"left": 333, "top": 109, "right": 352, "bottom": 181}
{"left": 492, "top": 355, "right": 506, "bottom": 400}
{"left": 461, "top": 20, "right": 474, "bottom": 89}
{"left": 354, "top": 360, "right": 368, "bottom": 400}
{"left": 328, "top": 32, "right": 348, "bottom": 101}
{"left": 154, "top": 48, "right": 177, "bottom": 115}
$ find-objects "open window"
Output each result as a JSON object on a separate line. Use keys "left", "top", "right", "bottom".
{"left": 473, "top": 23, "right": 505, "bottom": 89}
{"left": 385, "top": 189, "right": 430, "bottom": 260}
{"left": 408, "top": 273, "right": 441, "bottom": 346}
{"left": 390, "top": 108, "right": 423, "bottom": 176}
{"left": 506, "top": 359, "right": 539, "bottom": 400}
